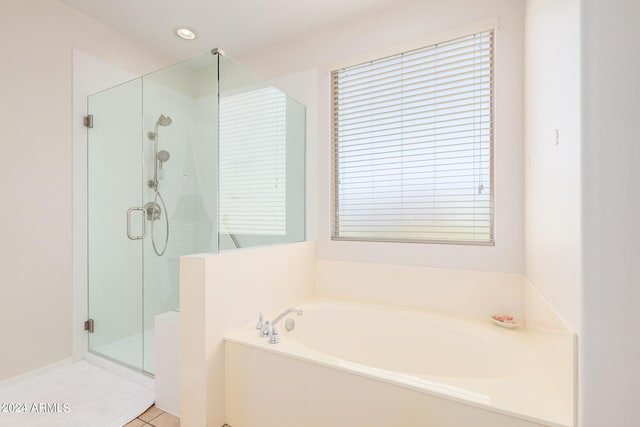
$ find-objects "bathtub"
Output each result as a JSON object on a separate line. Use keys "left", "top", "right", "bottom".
{"left": 224, "top": 301, "right": 573, "bottom": 427}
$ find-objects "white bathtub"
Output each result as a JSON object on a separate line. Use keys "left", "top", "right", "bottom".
{"left": 225, "top": 301, "right": 573, "bottom": 427}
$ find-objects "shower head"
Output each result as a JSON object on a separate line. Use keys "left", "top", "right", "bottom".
{"left": 148, "top": 114, "right": 173, "bottom": 140}
{"left": 156, "top": 114, "right": 172, "bottom": 127}
{"left": 157, "top": 150, "right": 171, "bottom": 163}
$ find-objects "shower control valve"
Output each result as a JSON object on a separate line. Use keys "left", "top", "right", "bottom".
{"left": 144, "top": 201, "right": 162, "bottom": 221}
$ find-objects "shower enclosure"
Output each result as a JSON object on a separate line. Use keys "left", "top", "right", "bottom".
{"left": 86, "top": 50, "right": 305, "bottom": 374}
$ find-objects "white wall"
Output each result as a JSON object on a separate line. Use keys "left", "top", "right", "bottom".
{"left": 0, "top": 0, "right": 169, "bottom": 381}
{"left": 316, "top": 259, "right": 524, "bottom": 320}
{"left": 238, "top": 0, "right": 525, "bottom": 274}
{"left": 523, "top": 2, "right": 581, "bottom": 422}
{"left": 581, "top": 0, "right": 640, "bottom": 425}
{"left": 524, "top": 0, "right": 581, "bottom": 334}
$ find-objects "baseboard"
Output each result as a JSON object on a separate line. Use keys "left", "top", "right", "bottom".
{"left": 0, "top": 358, "right": 72, "bottom": 387}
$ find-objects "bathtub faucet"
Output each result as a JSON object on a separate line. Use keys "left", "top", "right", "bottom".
{"left": 265, "top": 306, "right": 303, "bottom": 344}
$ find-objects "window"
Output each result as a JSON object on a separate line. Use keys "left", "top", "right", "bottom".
{"left": 219, "top": 86, "right": 287, "bottom": 236}
{"left": 331, "top": 30, "right": 494, "bottom": 244}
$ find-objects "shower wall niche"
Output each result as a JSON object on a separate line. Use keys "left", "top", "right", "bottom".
{"left": 86, "top": 51, "right": 305, "bottom": 374}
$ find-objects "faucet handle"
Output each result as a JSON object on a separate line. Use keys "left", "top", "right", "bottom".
{"left": 261, "top": 320, "right": 271, "bottom": 337}
{"left": 256, "top": 312, "right": 264, "bottom": 330}
{"left": 269, "top": 326, "right": 280, "bottom": 344}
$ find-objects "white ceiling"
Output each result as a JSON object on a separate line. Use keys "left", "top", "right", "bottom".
{"left": 60, "top": 0, "right": 403, "bottom": 60}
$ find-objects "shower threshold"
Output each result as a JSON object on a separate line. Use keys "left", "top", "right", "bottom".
{"left": 90, "top": 329, "right": 156, "bottom": 375}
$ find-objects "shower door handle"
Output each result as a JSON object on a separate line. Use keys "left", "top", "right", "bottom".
{"left": 126, "top": 207, "right": 147, "bottom": 240}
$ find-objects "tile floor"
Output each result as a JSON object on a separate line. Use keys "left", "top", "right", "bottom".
{"left": 124, "top": 405, "right": 180, "bottom": 427}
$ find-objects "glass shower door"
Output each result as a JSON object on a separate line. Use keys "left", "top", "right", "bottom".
{"left": 87, "top": 78, "right": 145, "bottom": 371}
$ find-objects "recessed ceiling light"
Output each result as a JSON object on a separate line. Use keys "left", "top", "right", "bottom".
{"left": 175, "top": 27, "right": 198, "bottom": 40}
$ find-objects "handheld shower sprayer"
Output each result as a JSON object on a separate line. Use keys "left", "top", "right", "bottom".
{"left": 157, "top": 150, "right": 171, "bottom": 179}
{"left": 146, "top": 114, "right": 173, "bottom": 257}
{"left": 148, "top": 114, "right": 173, "bottom": 186}
{"left": 157, "top": 150, "right": 171, "bottom": 163}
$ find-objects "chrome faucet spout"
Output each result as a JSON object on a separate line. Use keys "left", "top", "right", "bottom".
{"left": 266, "top": 307, "right": 303, "bottom": 344}
{"left": 271, "top": 306, "right": 303, "bottom": 328}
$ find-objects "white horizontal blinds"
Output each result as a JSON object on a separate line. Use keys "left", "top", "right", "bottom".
{"left": 332, "top": 30, "right": 494, "bottom": 244}
{"left": 219, "top": 86, "right": 287, "bottom": 236}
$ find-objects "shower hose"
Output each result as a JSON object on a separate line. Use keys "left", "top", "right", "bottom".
{"left": 150, "top": 188, "right": 169, "bottom": 256}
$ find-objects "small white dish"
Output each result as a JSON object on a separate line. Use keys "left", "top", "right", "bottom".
{"left": 491, "top": 317, "right": 519, "bottom": 329}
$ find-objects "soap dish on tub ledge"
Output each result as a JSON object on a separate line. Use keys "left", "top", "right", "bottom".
{"left": 491, "top": 314, "right": 519, "bottom": 329}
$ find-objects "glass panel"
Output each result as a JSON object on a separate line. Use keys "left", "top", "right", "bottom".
{"left": 141, "top": 53, "right": 219, "bottom": 374}
{"left": 87, "top": 78, "right": 144, "bottom": 370}
{"left": 285, "top": 96, "right": 306, "bottom": 243}
{"left": 218, "top": 55, "right": 306, "bottom": 250}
